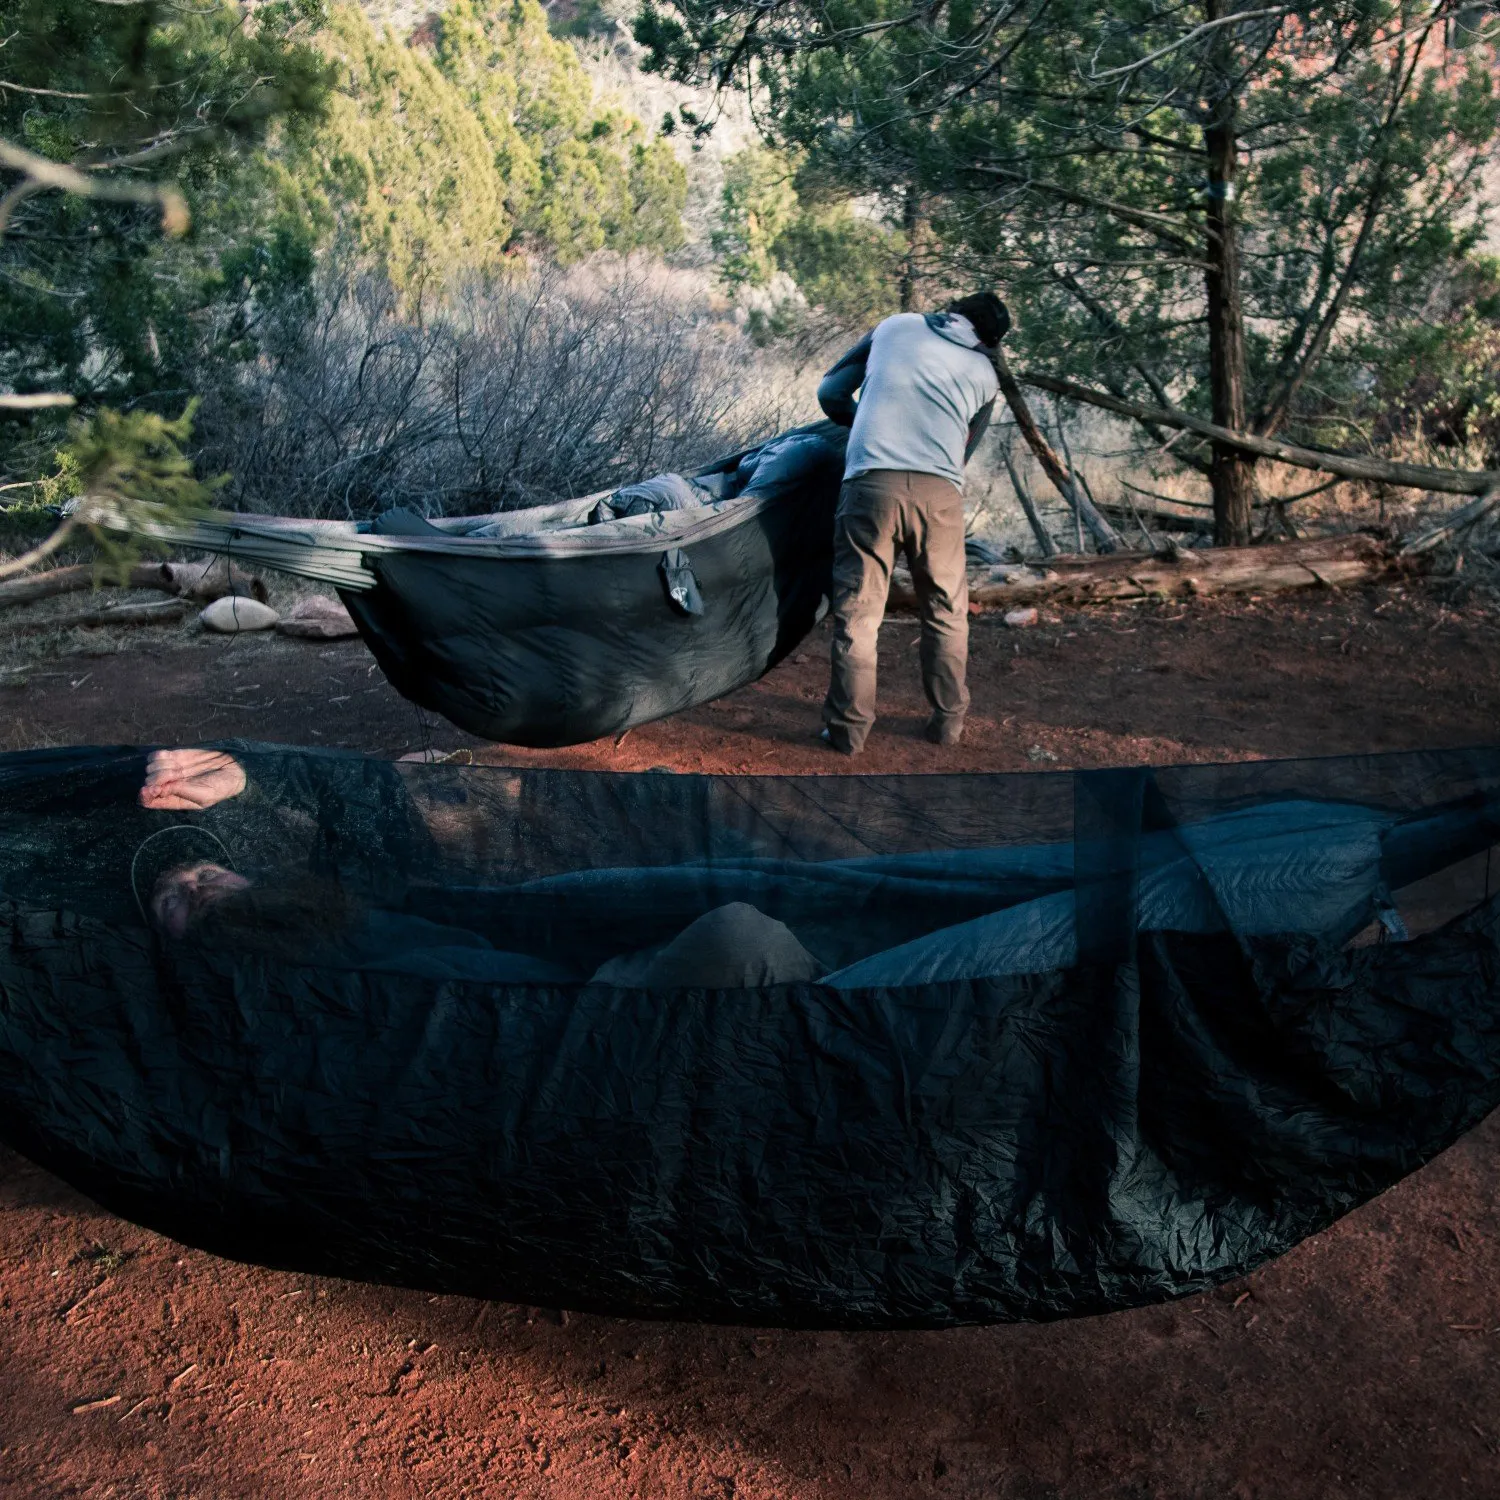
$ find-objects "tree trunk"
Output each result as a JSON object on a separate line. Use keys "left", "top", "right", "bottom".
{"left": 899, "top": 185, "right": 921, "bottom": 312}
{"left": 1203, "top": 1, "right": 1257, "bottom": 546}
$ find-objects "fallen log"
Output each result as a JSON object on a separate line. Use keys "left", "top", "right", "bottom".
{"left": 0, "top": 556, "right": 267, "bottom": 609}
{"left": 5, "top": 598, "right": 189, "bottom": 633}
{"left": 0, "top": 561, "right": 183, "bottom": 608}
{"left": 888, "top": 534, "right": 1392, "bottom": 612}
{"left": 1398, "top": 488, "right": 1500, "bottom": 557}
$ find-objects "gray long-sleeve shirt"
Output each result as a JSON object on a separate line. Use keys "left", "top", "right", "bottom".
{"left": 817, "top": 311, "right": 999, "bottom": 488}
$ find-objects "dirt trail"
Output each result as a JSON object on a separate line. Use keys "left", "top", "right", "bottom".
{"left": 1, "top": 578, "right": 1499, "bottom": 1499}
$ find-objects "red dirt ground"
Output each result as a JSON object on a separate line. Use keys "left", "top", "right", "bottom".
{"left": 2, "top": 577, "right": 1499, "bottom": 1499}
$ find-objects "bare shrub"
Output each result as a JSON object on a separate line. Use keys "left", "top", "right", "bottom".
{"left": 193, "top": 256, "right": 796, "bottom": 519}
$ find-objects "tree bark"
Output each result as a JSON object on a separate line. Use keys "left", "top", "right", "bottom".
{"left": 1203, "top": 0, "right": 1257, "bottom": 546}
{"left": 887, "top": 534, "right": 1391, "bottom": 611}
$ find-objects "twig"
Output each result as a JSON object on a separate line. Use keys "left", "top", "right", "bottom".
{"left": 0, "top": 392, "right": 76, "bottom": 411}
{"left": 0, "top": 138, "right": 188, "bottom": 239}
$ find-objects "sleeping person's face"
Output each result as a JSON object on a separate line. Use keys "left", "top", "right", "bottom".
{"left": 150, "top": 862, "right": 252, "bottom": 938}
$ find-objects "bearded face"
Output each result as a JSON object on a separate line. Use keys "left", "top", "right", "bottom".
{"left": 150, "top": 862, "right": 253, "bottom": 939}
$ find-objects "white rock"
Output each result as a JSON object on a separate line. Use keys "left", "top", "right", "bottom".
{"left": 200, "top": 596, "right": 279, "bottom": 634}
{"left": 1003, "top": 607, "right": 1039, "bottom": 628}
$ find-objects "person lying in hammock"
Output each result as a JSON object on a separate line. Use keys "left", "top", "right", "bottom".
{"left": 138, "top": 750, "right": 823, "bottom": 985}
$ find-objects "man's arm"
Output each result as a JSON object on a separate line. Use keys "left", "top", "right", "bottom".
{"left": 964, "top": 397, "right": 996, "bottom": 464}
{"left": 816, "top": 332, "right": 873, "bottom": 426}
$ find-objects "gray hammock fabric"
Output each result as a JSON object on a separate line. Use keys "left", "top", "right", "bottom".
{"left": 1, "top": 743, "right": 1499, "bottom": 1327}
{"left": 134, "top": 425, "right": 848, "bottom": 746}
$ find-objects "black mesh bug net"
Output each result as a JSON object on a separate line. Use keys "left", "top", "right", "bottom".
{"left": 0, "top": 741, "right": 1498, "bottom": 1328}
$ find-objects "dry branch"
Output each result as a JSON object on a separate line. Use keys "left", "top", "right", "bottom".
{"left": 6, "top": 598, "right": 188, "bottom": 633}
{"left": 1398, "top": 488, "right": 1500, "bottom": 557}
{"left": 1100, "top": 500, "right": 1214, "bottom": 536}
{"left": 1019, "top": 372, "right": 1500, "bottom": 496}
{"left": 0, "top": 393, "right": 76, "bottom": 412}
{"left": 992, "top": 350, "right": 1126, "bottom": 552}
{"left": 888, "top": 534, "right": 1391, "bottom": 612}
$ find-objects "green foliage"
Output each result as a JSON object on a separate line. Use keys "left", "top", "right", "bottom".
{"left": 70, "top": 405, "right": 218, "bottom": 576}
{"left": 1, "top": 406, "right": 215, "bottom": 580}
{"left": 1377, "top": 255, "right": 1500, "bottom": 463}
{"left": 774, "top": 202, "right": 901, "bottom": 325}
{"left": 713, "top": 147, "right": 901, "bottom": 325}
{"left": 647, "top": 0, "right": 1500, "bottom": 449}
{"left": 713, "top": 148, "right": 800, "bottom": 288}
{"left": 280, "top": 5, "right": 520, "bottom": 290}
{"left": 279, "top": 1, "right": 686, "bottom": 290}
{"left": 0, "top": 0, "right": 334, "bottom": 413}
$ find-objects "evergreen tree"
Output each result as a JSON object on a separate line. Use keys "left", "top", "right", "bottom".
{"left": 283, "top": 1, "right": 687, "bottom": 288}
{"left": 0, "top": 0, "right": 332, "bottom": 552}
{"left": 0, "top": 0, "right": 332, "bottom": 412}
{"left": 712, "top": 146, "right": 902, "bottom": 325}
{"left": 641, "top": 0, "right": 1500, "bottom": 542}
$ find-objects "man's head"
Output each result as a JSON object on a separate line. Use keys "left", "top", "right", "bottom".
{"left": 946, "top": 291, "right": 1010, "bottom": 349}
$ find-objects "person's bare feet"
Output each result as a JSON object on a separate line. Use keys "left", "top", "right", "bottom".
{"left": 140, "top": 749, "right": 247, "bottom": 811}
{"left": 150, "top": 862, "right": 252, "bottom": 939}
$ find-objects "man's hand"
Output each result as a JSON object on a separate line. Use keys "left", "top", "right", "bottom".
{"left": 140, "top": 749, "right": 247, "bottom": 812}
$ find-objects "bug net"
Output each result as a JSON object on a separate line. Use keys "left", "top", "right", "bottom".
{"left": 0, "top": 742, "right": 1497, "bottom": 1327}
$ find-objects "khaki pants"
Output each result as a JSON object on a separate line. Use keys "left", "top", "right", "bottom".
{"left": 822, "top": 469, "right": 970, "bottom": 754}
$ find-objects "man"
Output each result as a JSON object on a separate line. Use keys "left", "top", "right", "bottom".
{"left": 816, "top": 291, "right": 1010, "bottom": 754}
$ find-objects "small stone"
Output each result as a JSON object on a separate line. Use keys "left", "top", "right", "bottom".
{"left": 200, "top": 596, "right": 278, "bottom": 634}
{"left": 1026, "top": 745, "right": 1060, "bottom": 763}
{"left": 277, "top": 595, "right": 359, "bottom": 640}
{"left": 1003, "top": 607, "right": 1039, "bottom": 628}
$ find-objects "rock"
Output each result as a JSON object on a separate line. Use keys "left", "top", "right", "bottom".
{"left": 276, "top": 595, "right": 359, "bottom": 640}
{"left": 199, "top": 596, "right": 279, "bottom": 634}
{"left": 1003, "top": 607, "right": 1039, "bottom": 628}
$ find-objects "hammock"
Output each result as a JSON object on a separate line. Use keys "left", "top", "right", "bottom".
{"left": 133, "top": 425, "right": 847, "bottom": 747}
{"left": 1, "top": 743, "right": 1498, "bottom": 1328}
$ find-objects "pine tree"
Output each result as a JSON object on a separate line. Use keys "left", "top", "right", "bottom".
{"left": 282, "top": 1, "right": 687, "bottom": 287}
{"left": 642, "top": 0, "right": 1500, "bottom": 542}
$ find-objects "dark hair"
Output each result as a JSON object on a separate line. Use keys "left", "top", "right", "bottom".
{"left": 947, "top": 291, "right": 1011, "bottom": 349}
